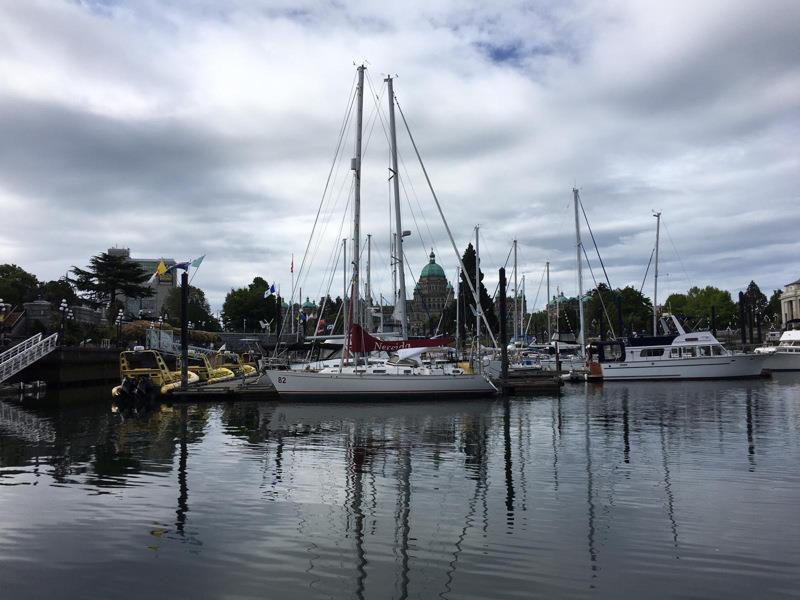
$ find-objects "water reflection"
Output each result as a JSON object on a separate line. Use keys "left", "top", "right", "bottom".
{"left": 1, "top": 376, "right": 800, "bottom": 598}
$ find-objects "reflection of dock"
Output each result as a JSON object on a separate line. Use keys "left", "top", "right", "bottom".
{"left": 496, "top": 371, "right": 562, "bottom": 395}
{"left": 171, "top": 376, "right": 278, "bottom": 401}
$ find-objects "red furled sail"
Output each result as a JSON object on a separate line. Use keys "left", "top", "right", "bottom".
{"left": 349, "top": 324, "right": 454, "bottom": 353}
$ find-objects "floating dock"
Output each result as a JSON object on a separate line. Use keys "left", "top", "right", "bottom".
{"left": 171, "top": 375, "right": 279, "bottom": 401}
{"left": 495, "top": 371, "right": 563, "bottom": 395}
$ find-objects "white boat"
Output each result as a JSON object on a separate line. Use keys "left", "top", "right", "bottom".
{"left": 757, "top": 330, "right": 800, "bottom": 371}
{"left": 267, "top": 369, "right": 496, "bottom": 400}
{"left": 589, "top": 315, "right": 768, "bottom": 380}
{"left": 266, "top": 66, "right": 497, "bottom": 400}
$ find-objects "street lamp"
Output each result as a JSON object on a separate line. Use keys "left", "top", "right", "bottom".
{"left": 0, "top": 298, "right": 7, "bottom": 347}
{"left": 115, "top": 308, "right": 124, "bottom": 347}
{"left": 59, "top": 298, "right": 69, "bottom": 338}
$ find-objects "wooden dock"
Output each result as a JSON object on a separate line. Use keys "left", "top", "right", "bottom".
{"left": 171, "top": 376, "right": 279, "bottom": 401}
{"left": 496, "top": 371, "right": 563, "bottom": 395}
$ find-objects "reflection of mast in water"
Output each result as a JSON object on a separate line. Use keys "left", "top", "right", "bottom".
{"left": 745, "top": 388, "right": 756, "bottom": 471}
{"left": 503, "top": 399, "right": 515, "bottom": 525}
{"left": 441, "top": 412, "right": 489, "bottom": 598}
{"left": 394, "top": 445, "right": 411, "bottom": 600}
{"left": 584, "top": 397, "right": 598, "bottom": 576}
{"left": 552, "top": 397, "right": 562, "bottom": 491}
{"left": 622, "top": 389, "right": 630, "bottom": 464}
{"left": 517, "top": 408, "right": 529, "bottom": 511}
{"left": 347, "top": 433, "right": 369, "bottom": 600}
{"left": 176, "top": 406, "right": 188, "bottom": 535}
{"left": 659, "top": 411, "right": 679, "bottom": 554}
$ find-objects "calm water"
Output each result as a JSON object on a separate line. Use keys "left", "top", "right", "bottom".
{"left": 2, "top": 376, "right": 800, "bottom": 599}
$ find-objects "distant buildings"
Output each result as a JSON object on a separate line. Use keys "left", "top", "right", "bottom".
{"left": 107, "top": 248, "right": 176, "bottom": 318}
{"left": 781, "top": 277, "right": 800, "bottom": 327}
{"left": 408, "top": 251, "right": 453, "bottom": 335}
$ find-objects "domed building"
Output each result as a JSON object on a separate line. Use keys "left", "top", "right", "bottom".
{"left": 408, "top": 251, "right": 454, "bottom": 335}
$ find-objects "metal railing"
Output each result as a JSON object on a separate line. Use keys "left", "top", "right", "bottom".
{"left": 0, "top": 333, "right": 59, "bottom": 384}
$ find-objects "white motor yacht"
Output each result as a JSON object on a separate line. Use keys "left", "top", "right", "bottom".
{"left": 588, "top": 314, "right": 768, "bottom": 380}
{"left": 756, "top": 330, "right": 800, "bottom": 371}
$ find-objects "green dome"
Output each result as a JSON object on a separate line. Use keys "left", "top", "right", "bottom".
{"left": 302, "top": 296, "right": 316, "bottom": 309}
{"left": 420, "top": 251, "right": 445, "bottom": 279}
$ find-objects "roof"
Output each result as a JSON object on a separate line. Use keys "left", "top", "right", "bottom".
{"left": 420, "top": 251, "right": 445, "bottom": 279}
{"left": 785, "top": 279, "right": 800, "bottom": 287}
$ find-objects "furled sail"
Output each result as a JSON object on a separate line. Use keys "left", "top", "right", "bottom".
{"left": 349, "top": 324, "right": 453, "bottom": 353}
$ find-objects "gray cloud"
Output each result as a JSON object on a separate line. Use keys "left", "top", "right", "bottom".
{"left": 1, "top": 0, "right": 798, "bottom": 310}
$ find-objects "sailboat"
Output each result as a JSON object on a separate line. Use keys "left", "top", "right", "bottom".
{"left": 266, "top": 66, "right": 496, "bottom": 400}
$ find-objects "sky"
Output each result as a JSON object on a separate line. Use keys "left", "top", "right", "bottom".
{"left": 1, "top": 0, "right": 798, "bottom": 313}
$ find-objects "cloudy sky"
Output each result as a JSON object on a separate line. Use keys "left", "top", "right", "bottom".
{"left": 1, "top": 0, "right": 798, "bottom": 312}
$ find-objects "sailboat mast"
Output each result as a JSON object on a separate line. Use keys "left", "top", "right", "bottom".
{"left": 513, "top": 239, "right": 518, "bottom": 342}
{"left": 653, "top": 211, "right": 662, "bottom": 336}
{"left": 352, "top": 65, "right": 365, "bottom": 330}
{"left": 521, "top": 274, "right": 525, "bottom": 339}
{"left": 475, "top": 225, "right": 481, "bottom": 371}
{"left": 546, "top": 261, "right": 551, "bottom": 341}
{"left": 341, "top": 237, "right": 347, "bottom": 368}
{"left": 573, "top": 188, "right": 585, "bottom": 352}
{"left": 455, "top": 267, "right": 460, "bottom": 355}
{"left": 386, "top": 75, "right": 408, "bottom": 339}
{"left": 366, "top": 233, "right": 371, "bottom": 331}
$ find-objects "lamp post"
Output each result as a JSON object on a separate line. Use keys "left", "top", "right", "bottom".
{"left": 0, "top": 298, "right": 7, "bottom": 347}
{"left": 115, "top": 308, "right": 124, "bottom": 347}
{"left": 59, "top": 298, "right": 69, "bottom": 340}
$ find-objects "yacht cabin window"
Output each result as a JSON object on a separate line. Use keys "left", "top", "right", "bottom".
{"left": 641, "top": 348, "right": 665, "bottom": 357}
{"left": 682, "top": 347, "right": 697, "bottom": 357}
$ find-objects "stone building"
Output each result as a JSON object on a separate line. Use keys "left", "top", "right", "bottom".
{"left": 781, "top": 277, "right": 800, "bottom": 327}
{"left": 107, "top": 248, "right": 176, "bottom": 318}
{"left": 408, "top": 251, "right": 453, "bottom": 336}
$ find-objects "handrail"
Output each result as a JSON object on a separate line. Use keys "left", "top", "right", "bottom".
{"left": 0, "top": 333, "right": 59, "bottom": 384}
{"left": 0, "top": 333, "right": 42, "bottom": 364}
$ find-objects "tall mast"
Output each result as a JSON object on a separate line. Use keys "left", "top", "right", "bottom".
{"left": 475, "top": 225, "right": 481, "bottom": 371}
{"left": 455, "top": 267, "right": 460, "bottom": 355}
{"left": 513, "top": 238, "right": 518, "bottom": 342}
{"left": 653, "top": 211, "right": 662, "bottom": 336}
{"left": 341, "top": 237, "right": 347, "bottom": 369}
{"left": 546, "top": 261, "right": 551, "bottom": 341}
{"left": 366, "top": 233, "right": 371, "bottom": 331}
{"left": 573, "top": 188, "right": 585, "bottom": 353}
{"left": 351, "top": 65, "right": 365, "bottom": 331}
{"left": 521, "top": 274, "right": 525, "bottom": 339}
{"left": 386, "top": 75, "right": 408, "bottom": 339}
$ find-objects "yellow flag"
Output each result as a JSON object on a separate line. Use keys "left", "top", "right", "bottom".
{"left": 156, "top": 260, "right": 167, "bottom": 275}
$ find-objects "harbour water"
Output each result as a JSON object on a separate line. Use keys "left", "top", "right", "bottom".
{"left": 2, "top": 376, "right": 800, "bottom": 598}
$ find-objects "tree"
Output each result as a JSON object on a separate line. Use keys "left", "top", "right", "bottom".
{"left": 70, "top": 252, "right": 152, "bottom": 312}
{"left": 39, "top": 279, "right": 78, "bottom": 305}
{"left": 222, "top": 277, "right": 280, "bottom": 332}
{"left": 664, "top": 292, "right": 688, "bottom": 316}
{"left": 164, "top": 284, "right": 220, "bottom": 331}
{"left": 766, "top": 289, "right": 782, "bottom": 326}
{"left": 446, "top": 243, "right": 499, "bottom": 339}
{"left": 0, "top": 264, "right": 40, "bottom": 306}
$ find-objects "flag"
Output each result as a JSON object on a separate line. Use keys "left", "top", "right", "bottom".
{"left": 290, "top": 255, "right": 294, "bottom": 274}
{"left": 263, "top": 290, "right": 270, "bottom": 299}
{"left": 270, "top": 284, "right": 276, "bottom": 294}
{"left": 165, "top": 261, "right": 191, "bottom": 275}
{"left": 148, "top": 259, "right": 168, "bottom": 283}
{"left": 191, "top": 254, "right": 205, "bottom": 268}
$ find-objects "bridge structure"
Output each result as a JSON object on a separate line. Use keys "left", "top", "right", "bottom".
{"left": 0, "top": 333, "right": 60, "bottom": 385}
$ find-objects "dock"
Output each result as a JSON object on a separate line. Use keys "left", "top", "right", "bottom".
{"left": 171, "top": 375, "right": 279, "bottom": 401}
{"left": 496, "top": 371, "right": 563, "bottom": 395}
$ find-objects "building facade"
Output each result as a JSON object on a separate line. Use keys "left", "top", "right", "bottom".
{"left": 781, "top": 278, "right": 800, "bottom": 328}
{"left": 107, "top": 248, "right": 176, "bottom": 318}
{"left": 408, "top": 251, "right": 453, "bottom": 336}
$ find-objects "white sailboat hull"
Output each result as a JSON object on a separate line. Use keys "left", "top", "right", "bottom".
{"left": 266, "top": 370, "right": 497, "bottom": 400}
{"left": 599, "top": 354, "right": 768, "bottom": 380}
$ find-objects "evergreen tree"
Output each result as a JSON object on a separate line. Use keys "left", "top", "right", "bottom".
{"left": 70, "top": 252, "right": 152, "bottom": 311}
{"left": 452, "top": 243, "right": 498, "bottom": 338}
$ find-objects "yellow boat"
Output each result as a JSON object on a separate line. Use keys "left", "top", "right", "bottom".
{"left": 112, "top": 349, "right": 200, "bottom": 400}
{"left": 212, "top": 351, "right": 258, "bottom": 377}
{"left": 184, "top": 353, "right": 236, "bottom": 384}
